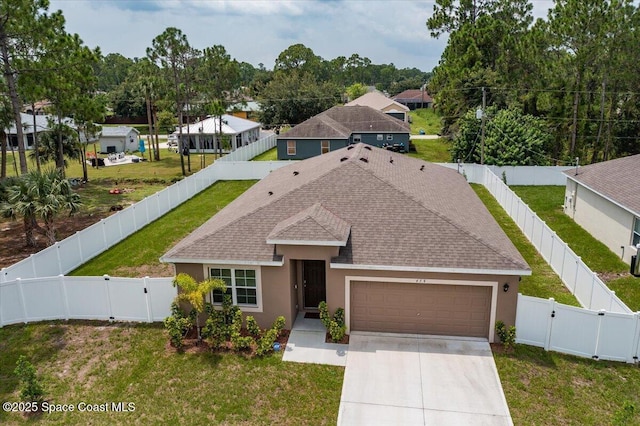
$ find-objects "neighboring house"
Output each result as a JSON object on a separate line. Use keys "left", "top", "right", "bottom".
{"left": 99, "top": 126, "right": 141, "bottom": 153}
{"left": 563, "top": 154, "right": 640, "bottom": 264}
{"left": 345, "top": 92, "right": 410, "bottom": 122}
{"left": 23, "top": 100, "right": 53, "bottom": 116}
{"left": 276, "top": 105, "right": 410, "bottom": 160}
{"left": 161, "top": 144, "right": 530, "bottom": 342}
{"left": 393, "top": 89, "right": 433, "bottom": 110}
{"left": 175, "top": 114, "right": 261, "bottom": 152}
{"left": 228, "top": 101, "right": 261, "bottom": 121}
{"left": 5, "top": 113, "right": 51, "bottom": 150}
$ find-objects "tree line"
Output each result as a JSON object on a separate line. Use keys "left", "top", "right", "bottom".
{"left": 428, "top": 0, "right": 640, "bottom": 165}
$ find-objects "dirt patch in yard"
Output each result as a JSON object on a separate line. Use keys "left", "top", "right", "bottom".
{"left": 598, "top": 271, "right": 631, "bottom": 282}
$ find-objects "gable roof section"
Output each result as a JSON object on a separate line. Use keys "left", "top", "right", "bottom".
{"left": 163, "top": 144, "right": 529, "bottom": 275}
{"left": 179, "top": 114, "right": 260, "bottom": 135}
{"left": 393, "top": 89, "right": 433, "bottom": 103}
{"left": 345, "top": 92, "right": 409, "bottom": 112}
{"left": 101, "top": 126, "right": 140, "bottom": 138}
{"left": 279, "top": 106, "right": 409, "bottom": 139}
{"left": 267, "top": 203, "right": 350, "bottom": 246}
{"left": 564, "top": 154, "right": 640, "bottom": 216}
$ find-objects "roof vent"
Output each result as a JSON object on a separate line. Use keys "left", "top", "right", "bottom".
{"left": 389, "top": 157, "right": 394, "bottom": 164}
{"left": 268, "top": 191, "right": 273, "bottom": 196}
{"left": 340, "top": 157, "right": 349, "bottom": 162}
{"left": 364, "top": 146, "right": 372, "bottom": 151}
{"left": 347, "top": 145, "right": 354, "bottom": 150}
{"left": 359, "top": 157, "right": 368, "bottom": 163}
{"left": 293, "top": 171, "right": 299, "bottom": 176}
{"left": 420, "top": 165, "right": 425, "bottom": 171}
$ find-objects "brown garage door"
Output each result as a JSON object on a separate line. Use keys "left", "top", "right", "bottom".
{"left": 350, "top": 281, "right": 492, "bottom": 338}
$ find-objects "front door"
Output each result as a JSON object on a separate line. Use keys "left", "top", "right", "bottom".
{"left": 303, "top": 260, "right": 326, "bottom": 309}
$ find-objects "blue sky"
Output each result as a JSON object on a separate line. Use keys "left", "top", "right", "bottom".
{"left": 49, "top": 0, "right": 555, "bottom": 72}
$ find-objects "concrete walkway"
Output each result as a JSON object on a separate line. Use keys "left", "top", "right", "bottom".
{"left": 338, "top": 333, "right": 512, "bottom": 426}
{"left": 282, "top": 313, "right": 348, "bottom": 366}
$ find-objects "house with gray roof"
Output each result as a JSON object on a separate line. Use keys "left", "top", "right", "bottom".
{"left": 563, "top": 154, "right": 640, "bottom": 264}
{"left": 175, "top": 114, "right": 261, "bottom": 153}
{"left": 162, "top": 143, "right": 530, "bottom": 342}
{"left": 393, "top": 89, "right": 433, "bottom": 110}
{"left": 276, "top": 105, "right": 410, "bottom": 160}
{"left": 345, "top": 92, "right": 410, "bottom": 122}
{"left": 99, "top": 126, "right": 140, "bottom": 153}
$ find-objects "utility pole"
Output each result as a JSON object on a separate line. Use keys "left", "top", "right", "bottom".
{"left": 481, "top": 86, "right": 486, "bottom": 165}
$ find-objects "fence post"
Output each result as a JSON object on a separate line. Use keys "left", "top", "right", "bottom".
{"left": 549, "top": 234, "right": 555, "bottom": 272}
{"left": 30, "top": 254, "right": 37, "bottom": 278}
{"left": 144, "top": 276, "right": 153, "bottom": 323}
{"left": 631, "top": 313, "right": 640, "bottom": 364}
{"left": 104, "top": 275, "right": 114, "bottom": 322}
{"left": 589, "top": 273, "right": 598, "bottom": 310}
{"left": 593, "top": 309, "right": 606, "bottom": 360}
{"left": 59, "top": 274, "right": 70, "bottom": 320}
{"left": 573, "top": 259, "right": 580, "bottom": 294}
{"left": 544, "top": 298, "right": 555, "bottom": 351}
{"left": 17, "top": 278, "right": 28, "bottom": 324}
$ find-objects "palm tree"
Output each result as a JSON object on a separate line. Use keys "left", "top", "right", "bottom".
{"left": 173, "top": 273, "right": 226, "bottom": 340}
{"left": 0, "top": 168, "right": 81, "bottom": 246}
{"left": 28, "top": 122, "right": 81, "bottom": 169}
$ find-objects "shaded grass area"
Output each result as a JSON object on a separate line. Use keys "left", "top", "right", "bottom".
{"left": 70, "top": 180, "right": 256, "bottom": 277}
{"left": 472, "top": 185, "right": 579, "bottom": 306}
{"left": 251, "top": 147, "right": 278, "bottom": 161}
{"left": 408, "top": 138, "right": 451, "bottom": 163}
{"left": 0, "top": 322, "right": 343, "bottom": 425}
{"left": 494, "top": 344, "right": 640, "bottom": 425}
{"left": 510, "top": 186, "right": 639, "bottom": 310}
{"left": 408, "top": 108, "right": 441, "bottom": 134}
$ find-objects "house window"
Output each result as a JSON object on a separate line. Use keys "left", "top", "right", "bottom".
{"left": 633, "top": 218, "right": 640, "bottom": 247}
{"left": 353, "top": 134, "right": 361, "bottom": 143}
{"left": 210, "top": 268, "right": 258, "bottom": 307}
{"left": 321, "top": 140, "right": 330, "bottom": 154}
{"left": 287, "top": 140, "right": 296, "bottom": 155}
{"left": 377, "top": 134, "right": 383, "bottom": 141}
{"left": 386, "top": 134, "right": 394, "bottom": 141}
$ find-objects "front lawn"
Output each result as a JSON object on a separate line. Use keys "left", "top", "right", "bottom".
{"left": 510, "top": 186, "right": 639, "bottom": 310}
{"left": 0, "top": 322, "right": 343, "bottom": 425}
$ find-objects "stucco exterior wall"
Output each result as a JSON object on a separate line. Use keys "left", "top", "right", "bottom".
{"left": 276, "top": 139, "right": 349, "bottom": 160}
{"left": 564, "top": 180, "right": 636, "bottom": 263}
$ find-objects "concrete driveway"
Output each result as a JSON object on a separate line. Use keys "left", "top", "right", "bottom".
{"left": 338, "top": 333, "right": 512, "bottom": 426}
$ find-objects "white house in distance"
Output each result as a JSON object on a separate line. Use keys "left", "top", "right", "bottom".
{"left": 98, "top": 126, "right": 141, "bottom": 153}
{"left": 176, "top": 114, "right": 261, "bottom": 152}
{"left": 5, "top": 112, "right": 97, "bottom": 149}
{"left": 563, "top": 154, "right": 640, "bottom": 264}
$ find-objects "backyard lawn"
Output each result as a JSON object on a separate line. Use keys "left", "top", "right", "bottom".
{"left": 0, "top": 322, "right": 343, "bottom": 425}
{"left": 408, "top": 108, "right": 441, "bottom": 135}
{"left": 251, "top": 147, "right": 278, "bottom": 161}
{"left": 408, "top": 137, "right": 451, "bottom": 163}
{"left": 510, "top": 186, "right": 639, "bottom": 311}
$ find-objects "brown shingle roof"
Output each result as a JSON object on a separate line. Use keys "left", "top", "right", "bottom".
{"left": 279, "top": 105, "right": 409, "bottom": 139}
{"left": 163, "top": 144, "right": 529, "bottom": 273}
{"left": 393, "top": 89, "right": 433, "bottom": 103}
{"left": 267, "top": 203, "right": 350, "bottom": 245}
{"left": 345, "top": 92, "right": 409, "bottom": 112}
{"left": 564, "top": 154, "right": 640, "bottom": 215}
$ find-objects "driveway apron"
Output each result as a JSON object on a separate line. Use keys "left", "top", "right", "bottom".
{"left": 338, "top": 333, "right": 513, "bottom": 426}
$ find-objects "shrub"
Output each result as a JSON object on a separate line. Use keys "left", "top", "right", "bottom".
{"left": 201, "top": 309, "right": 227, "bottom": 348}
{"left": 272, "top": 316, "right": 286, "bottom": 336}
{"left": 14, "top": 356, "right": 44, "bottom": 403}
{"left": 230, "top": 310, "right": 254, "bottom": 351}
{"left": 164, "top": 315, "right": 192, "bottom": 350}
{"left": 329, "top": 320, "right": 346, "bottom": 342}
{"left": 495, "top": 320, "right": 516, "bottom": 349}
{"left": 318, "top": 301, "right": 331, "bottom": 329}
{"left": 256, "top": 328, "right": 278, "bottom": 357}
{"left": 246, "top": 315, "right": 261, "bottom": 337}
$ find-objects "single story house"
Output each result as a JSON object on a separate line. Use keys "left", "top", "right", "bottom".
{"left": 161, "top": 144, "right": 530, "bottom": 342}
{"left": 228, "top": 101, "right": 261, "bottom": 121}
{"left": 393, "top": 89, "right": 433, "bottom": 110}
{"left": 99, "top": 126, "right": 140, "bottom": 153}
{"left": 175, "top": 114, "right": 261, "bottom": 152}
{"left": 5, "top": 113, "right": 96, "bottom": 150}
{"left": 563, "top": 154, "right": 640, "bottom": 264}
{"left": 345, "top": 92, "right": 410, "bottom": 122}
{"left": 276, "top": 105, "right": 410, "bottom": 160}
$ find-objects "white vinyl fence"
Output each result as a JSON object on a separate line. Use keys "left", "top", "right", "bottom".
{"left": 218, "top": 133, "right": 277, "bottom": 162}
{"left": 482, "top": 167, "right": 631, "bottom": 314}
{"left": 0, "top": 275, "right": 176, "bottom": 327}
{"left": 0, "top": 135, "right": 286, "bottom": 283}
{"left": 516, "top": 294, "right": 640, "bottom": 363}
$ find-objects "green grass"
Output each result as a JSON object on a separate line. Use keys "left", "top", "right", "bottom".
{"left": 251, "top": 147, "right": 278, "bottom": 161}
{"left": 0, "top": 322, "right": 343, "bottom": 425}
{"left": 408, "top": 108, "right": 441, "bottom": 135}
{"left": 408, "top": 138, "right": 451, "bottom": 163}
{"left": 71, "top": 180, "right": 256, "bottom": 277}
{"left": 472, "top": 185, "right": 579, "bottom": 306}
{"left": 510, "top": 186, "right": 640, "bottom": 310}
{"left": 494, "top": 344, "right": 640, "bottom": 425}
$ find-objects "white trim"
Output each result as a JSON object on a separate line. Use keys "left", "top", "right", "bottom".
{"left": 344, "top": 275, "right": 498, "bottom": 342}
{"left": 330, "top": 262, "right": 531, "bottom": 276}
{"left": 565, "top": 175, "right": 640, "bottom": 217}
{"left": 204, "top": 264, "right": 263, "bottom": 313}
{"left": 266, "top": 239, "right": 347, "bottom": 247}
{"left": 160, "top": 257, "right": 284, "bottom": 267}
